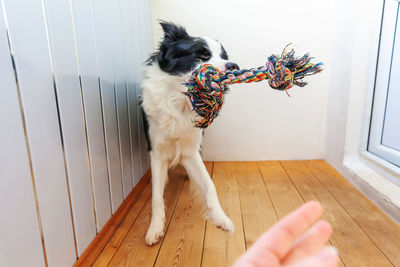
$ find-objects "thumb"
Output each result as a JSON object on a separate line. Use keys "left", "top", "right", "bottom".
{"left": 285, "top": 246, "right": 339, "bottom": 267}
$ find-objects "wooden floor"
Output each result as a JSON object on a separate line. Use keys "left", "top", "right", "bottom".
{"left": 85, "top": 161, "right": 400, "bottom": 266}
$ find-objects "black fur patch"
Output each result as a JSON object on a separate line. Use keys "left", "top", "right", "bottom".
{"left": 146, "top": 21, "right": 214, "bottom": 75}
{"left": 139, "top": 98, "right": 151, "bottom": 151}
{"left": 220, "top": 44, "right": 228, "bottom": 60}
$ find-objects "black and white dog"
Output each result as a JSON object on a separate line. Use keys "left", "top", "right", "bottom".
{"left": 141, "top": 22, "right": 239, "bottom": 245}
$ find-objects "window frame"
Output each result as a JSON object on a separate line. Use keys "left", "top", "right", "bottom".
{"left": 368, "top": 0, "right": 400, "bottom": 167}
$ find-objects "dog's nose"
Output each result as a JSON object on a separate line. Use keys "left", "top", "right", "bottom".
{"left": 225, "top": 62, "right": 240, "bottom": 71}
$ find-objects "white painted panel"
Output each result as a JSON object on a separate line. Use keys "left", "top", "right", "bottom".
{"left": 382, "top": 5, "right": 400, "bottom": 151}
{"left": 69, "top": 0, "right": 112, "bottom": 231}
{"left": 108, "top": 0, "right": 133, "bottom": 198}
{"left": 136, "top": 99, "right": 146, "bottom": 178}
{"left": 0, "top": 7, "right": 45, "bottom": 266}
{"left": 139, "top": 0, "right": 152, "bottom": 171}
{"left": 2, "top": 0, "right": 76, "bottom": 265}
{"left": 130, "top": 0, "right": 144, "bottom": 179}
{"left": 130, "top": 87, "right": 143, "bottom": 184}
{"left": 120, "top": 0, "right": 141, "bottom": 185}
{"left": 41, "top": 0, "right": 97, "bottom": 255}
{"left": 133, "top": 0, "right": 150, "bottom": 177}
{"left": 142, "top": 0, "right": 154, "bottom": 57}
{"left": 142, "top": 0, "right": 153, "bottom": 172}
{"left": 91, "top": 0, "right": 124, "bottom": 212}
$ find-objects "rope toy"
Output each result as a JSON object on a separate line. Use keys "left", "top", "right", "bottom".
{"left": 185, "top": 45, "right": 323, "bottom": 128}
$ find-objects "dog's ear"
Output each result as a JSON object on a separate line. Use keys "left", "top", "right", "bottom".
{"left": 159, "top": 21, "right": 189, "bottom": 41}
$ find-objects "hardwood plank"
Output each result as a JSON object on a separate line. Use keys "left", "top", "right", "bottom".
{"left": 202, "top": 162, "right": 246, "bottom": 267}
{"left": 258, "top": 161, "right": 304, "bottom": 217}
{"left": 153, "top": 162, "right": 212, "bottom": 266}
{"left": 305, "top": 160, "right": 400, "bottom": 266}
{"left": 204, "top": 161, "right": 214, "bottom": 177}
{"left": 155, "top": 162, "right": 213, "bottom": 266}
{"left": 92, "top": 182, "right": 151, "bottom": 266}
{"left": 108, "top": 166, "right": 186, "bottom": 266}
{"left": 153, "top": 181, "right": 205, "bottom": 266}
{"left": 74, "top": 170, "right": 151, "bottom": 266}
{"left": 84, "top": 161, "right": 400, "bottom": 267}
{"left": 281, "top": 161, "right": 393, "bottom": 267}
{"left": 258, "top": 161, "right": 345, "bottom": 267}
{"left": 234, "top": 162, "right": 278, "bottom": 247}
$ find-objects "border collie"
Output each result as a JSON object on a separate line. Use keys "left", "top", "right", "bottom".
{"left": 141, "top": 22, "right": 239, "bottom": 245}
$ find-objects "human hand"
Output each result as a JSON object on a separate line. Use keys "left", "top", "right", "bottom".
{"left": 233, "top": 201, "right": 338, "bottom": 267}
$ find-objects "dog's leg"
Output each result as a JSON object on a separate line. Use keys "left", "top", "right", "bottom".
{"left": 146, "top": 151, "right": 168, "bottom": 245}
{"left": 181, "top": 152, "right": 234, "bottom": 233}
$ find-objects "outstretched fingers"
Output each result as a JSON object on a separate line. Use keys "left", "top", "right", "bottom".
{"left": 246, "top": 201, "right": 323, "bottom": 261}
{"left": 282, "top": 220, "right": 333, "bottom": 265}
{"left": 285, "top": 246, "right": 339, "bottom": 267}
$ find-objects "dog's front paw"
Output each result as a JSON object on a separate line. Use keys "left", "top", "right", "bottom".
{"left": 145, "top": 225, "right": 165, "bottom": 246}
{"left": 214, "top": 215, "right": 235, "bottom": 233}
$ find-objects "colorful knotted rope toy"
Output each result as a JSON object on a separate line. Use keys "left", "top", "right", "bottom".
{"left": 185, "top": 46, "right": 323, "bottom": 128}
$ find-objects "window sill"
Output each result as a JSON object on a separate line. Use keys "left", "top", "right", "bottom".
{"left": 360, "top": 151, "right": 400, "bottom": 185}
{"left": 343, "top": 153, "right": 400, "bottom": 224}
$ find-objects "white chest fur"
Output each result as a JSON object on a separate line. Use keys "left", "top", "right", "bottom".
{"left": 141, "top": 64, "right": 203, "bottom": 165}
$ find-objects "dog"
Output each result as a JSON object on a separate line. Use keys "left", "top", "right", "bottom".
{"left": 141, "top": 22, "right": 239, "bottom": 245}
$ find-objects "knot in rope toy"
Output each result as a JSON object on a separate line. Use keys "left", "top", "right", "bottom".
{"left": 185, "top": 46, "right": 323, "bottom": 128}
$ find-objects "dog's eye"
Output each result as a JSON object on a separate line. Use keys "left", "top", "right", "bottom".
{"left": 199, "top": 50, "right": 211, "bottom": 60}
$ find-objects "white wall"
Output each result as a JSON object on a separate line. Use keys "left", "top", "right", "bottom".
{"left": 324, "top": 0, "right": 400, "bottom": 222}
{"left": 324, "top": 0, "right": 357, "bottom": 171}
{"left": 324, "top": 0, "right": 384, "bottom": 175}
{"left": 150, "top": 0, "right": 334, "bottom": 161}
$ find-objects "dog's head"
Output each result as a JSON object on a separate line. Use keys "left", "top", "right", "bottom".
{"left": 147, "top": 21, "right": 239, "bottom": 75}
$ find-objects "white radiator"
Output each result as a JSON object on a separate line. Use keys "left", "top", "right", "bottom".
{"left": 0, "top": 0, "right": 153, "bottom": 266}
